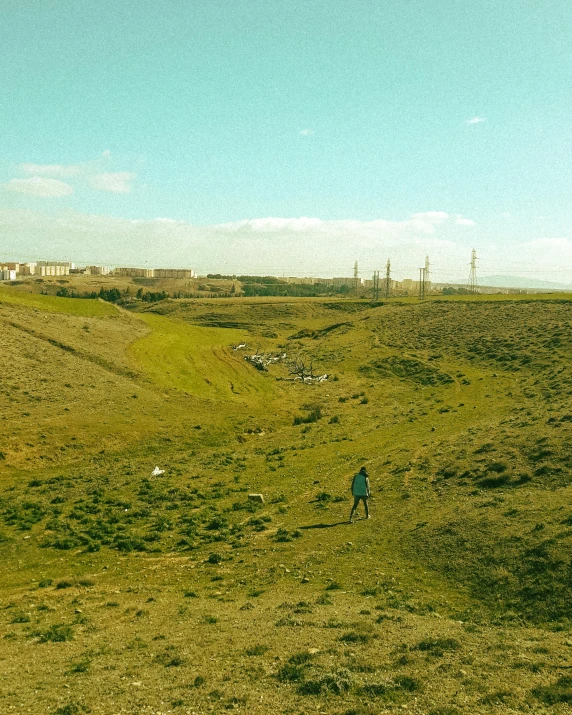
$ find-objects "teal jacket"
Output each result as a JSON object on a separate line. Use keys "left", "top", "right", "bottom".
{"left": 351, "top": 472, "right": 370, "bottom": 497}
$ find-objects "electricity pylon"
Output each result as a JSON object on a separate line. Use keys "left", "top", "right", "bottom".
{"left": 468, "top": 249, "right": 478, "bottom": 293}
{"left": 385, "top": 259, "right": 391, "bottom": 298}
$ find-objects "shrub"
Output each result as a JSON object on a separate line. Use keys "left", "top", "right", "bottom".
{"left": 478, "top": 474, "right": 510, "bottom": 489}
{"left": 278, "top": 663, "right": 306, "bottom": 682}
{"left": 55, "top": 580, "right": 74, "bottom": 590}
{"left": 532, "top": 676, "right": 572, "bottom": 704}
{"left": 35, "top": 624, "right": 74, "bottom": 642}
{"left": 394, "top": 675, "right": 422, "bottom": 692}
{"left": 288, "top": 650, "right": 313, "bottom": 665}
{"left": 55, "top": 705, "right": 82, "bottom": 715}
{"left": 155, "top": 650, "right": 185, "bottom": 667}
{"left": 326, "top": 581, "right": 342, "bottom": 590}
{"left": 414, "top": 637, "right": 460, "bottom": 656}
{"left": 246, "top": 644, "right": 269, "bottom": 656}
{"left": 487, "top": 460, "right": 508, "bottom": 473}
{"left": 298, "top": 670, "right": 352, "bottom": 695}
{"left": 340, "top": 631, "right": 370, "bottom": 644}
{"left": 11, "top": 612, "right": 30, "bottom": 624}
{"left": 207, "top": 553, "right": 222, "bottom": 564}
{"left": 69, "top": 659, "right": 91, "bottom": 673}
{"left": 293, "top": 406, "right": 322, "bottom": 425}
{"left": 274, "top": 528, "right": 292, "bottom": 542}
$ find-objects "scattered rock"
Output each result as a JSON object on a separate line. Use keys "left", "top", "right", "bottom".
{"left": 248, "top": 493, "right": 264, "bottom": 504}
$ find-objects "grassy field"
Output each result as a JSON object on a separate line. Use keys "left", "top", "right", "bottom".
{"left": 0, "top": 289, "right": 571, "bottom": 715}
{"left": 0, "top": 285, "right": 118, "bottom": 316}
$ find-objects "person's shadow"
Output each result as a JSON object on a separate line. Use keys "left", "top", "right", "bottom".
{"left": 298, "top": 521, "right": 348, "bottom": 530}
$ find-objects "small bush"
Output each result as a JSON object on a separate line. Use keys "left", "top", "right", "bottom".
{"left": 488, "top": 460, "right": 508, "bottom": 473}
{"left": 288, "top": 650, "right": 313, "bottom": 665}
{"left": 340, "top": 631, "right": 370, "bottom": 644}
{"left": 278, "top": 663, "right": 306, "bottom": 682}
{"left": 155, "top": 650, "right": 185, "bottom": 667}
{"left": 55, "top": 705, "right": 82, "bottom": 715}
{"left": 207, "top": 553, "right": 222, "bottom": 564}
{"left": 293, "top": 406, "right": 322, "bottom": 425}
{"left": 478, "top": 474, "right": 510, "bottom": 488}
{"left": 11, "top": 613, "right": 31, "bottom": 624}
{"left": 532, "top": 675, "right": 572, "bottom": 704}
{"left": 69, "top": 659, "right": 91, "bottom": 674}
{"left": 274, "top": 528, "right": 292, "bottom": 542}
{"left": 298, "top": 669, "right": 352, "bottom": 695}
{"left": 414, "top": 637, "right": 460, "bottom": 656}
{"left": 246, "top": 644, "right": 269, "bottom": 656}
{"left": 35, "top": 624, "right": 74, "bottom": 642}
{"left": 326, "top": 581, "right": 342, "bottom": 591}
{"left": 394, "top": 675, "right": 422, "bottom": 692}
{"left": 56, "top": 580, "right": 74, "bottom": 590}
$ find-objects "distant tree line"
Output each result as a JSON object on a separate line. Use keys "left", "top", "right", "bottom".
{"left": 55, "top": 280, "right": 352, "bottom": 302}
{"left": 241, "top": 282, "right": 349, "bottom": 297}
{"left": 207, "top": 274, "right": 285, "bottom": 284}
{"left": 56, "top": 286, "right": 171, "bottom": 303}
{"left": 56, "top": 287, "right": 124, "bottom": 302}
{"left": 441, "top": 287, "right": 471, "bottom": 295}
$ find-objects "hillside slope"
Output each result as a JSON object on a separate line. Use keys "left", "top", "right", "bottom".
{"left": 0, "top": 290, "right": 571, "bottom": 714}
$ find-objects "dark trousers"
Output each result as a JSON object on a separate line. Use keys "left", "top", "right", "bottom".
{"left": 350, "top": 495, "right": 369, "bottom": 519}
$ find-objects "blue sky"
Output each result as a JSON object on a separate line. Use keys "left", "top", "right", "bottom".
{"left": 1, "top": 0, "right": 572, "bottom": 280}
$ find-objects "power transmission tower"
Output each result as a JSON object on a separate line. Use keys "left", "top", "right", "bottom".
{"left": 418, "top": 267, "right": 426, "bottom": 299}
{"left": 425, "top": 255, "right": 430, "bottom": 290}
{"left": 372, "top": 271, "right": 380, "bottom": 300}
{"left": 385, "top": 259, "right": 391, "bottom": 298}
{"left": 468, "top": 248, "right": 478, "bottom": 293}
{"left": 353, "top": 261, "right": 359, "bottom": 295}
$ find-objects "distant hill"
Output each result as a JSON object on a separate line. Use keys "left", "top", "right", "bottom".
{"left": 479, "top": 275, "right": 572, "bottom": 290}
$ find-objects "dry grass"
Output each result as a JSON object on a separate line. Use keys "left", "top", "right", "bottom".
{"left": 0, "top": 287, "right": 571, "bottom": 714}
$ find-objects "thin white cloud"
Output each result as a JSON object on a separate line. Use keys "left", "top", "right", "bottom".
{"left": 3, "top": 208, "right": 571, "bottom": 283}
{"left": 20, "top": 163, "right": 83, "bottom": 178}
{"left": 102, "top": 150, "right": 112, "bottom": 159}
{"left": 525, "top": 237, "right": 570, "bottom": 248}
{"left": 2, "top": 177, "right": 73, "bottom": 198}
{"left": 89, "top": 172, "right": 136, "bottom": 194}
{"left": 0, "top": 208, "right": 465, "bottom": 272}
{"left": 456, "top": 217, "right": 476, "bottom": 226}
{"left": 221, "top": 212, "right": 451, "bottom": 237}
{"left": 299, "top": 129, "right": 314, "bottom": 136}
{"left": 466, "top": 116, "right": 486, "bottom": 125}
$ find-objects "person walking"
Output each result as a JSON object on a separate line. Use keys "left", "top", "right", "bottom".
{"left": 349, "top": 466, "right": 370, "bottom": 523}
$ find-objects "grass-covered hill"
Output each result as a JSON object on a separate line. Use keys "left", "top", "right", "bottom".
{"left": 0, "top": 287, "right": 571, "bottom": 715}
